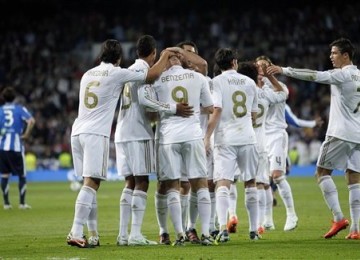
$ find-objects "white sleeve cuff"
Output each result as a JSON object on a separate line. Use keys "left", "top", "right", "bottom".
{"left": 170, "top": 104, "right": 177, "bottom": 114}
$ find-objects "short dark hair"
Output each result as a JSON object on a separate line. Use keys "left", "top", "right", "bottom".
{"left": 238, "top": 62, "right": 258, "bottom": 82}
{"left": 1, "top": 87, "right": 16, "bottom": 102}
{"left": 330, "top": 38, "right": 355, "bottom": 60}
{"left": 215, "top": 48, "right": 238, "bottom": 71}
{"left": 136, "top": 35, "right": 157, "bottom": 58}
{"left": 213, "top": 63, "right": 221, "bottom": 77}
{"left": 176, "top": 40, "right": 199, "bottom": 54}
{"left": 99, "top": 39, "right": 123, "bottom": 64}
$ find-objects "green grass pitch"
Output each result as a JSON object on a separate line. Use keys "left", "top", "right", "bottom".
{"left": 0, "top": 176, "right": 358, "bottom": 259}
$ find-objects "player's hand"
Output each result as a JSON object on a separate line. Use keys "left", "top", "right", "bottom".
{"left": 314, "top": 117, "right": 324, "bottom": 127}
{"left": 175, "top": 103, "right": 194, "bottom": 117}
{"left": 204, "top": 137, "right": 212, "bottom": 156}
{"left": 166, "top": 47, "right": 185, "bottom": 62}
{"left": 166, "top": 47, "right": 183, "bottom": 54}
{"left": 160, "top": 49, "right": 177, "bottom": 58}
{"left": 261, "top": 63, "right": 274, "bottom": 79}
{"left": 21, "top": 134, "right": 29, "bottom": 140}
{"left": 267, "top": 65, "right": 282, "bottom": 75}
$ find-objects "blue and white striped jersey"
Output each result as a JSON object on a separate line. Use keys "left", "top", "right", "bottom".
{"left": 0, "top": 103, "right": 33, "bottom": 152}
{"left": 0, "top": 109, "right": 4, "bottom": 135}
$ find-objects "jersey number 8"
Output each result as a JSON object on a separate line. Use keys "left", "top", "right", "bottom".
{"left": 232, "top": 90, "right": 247, "bottom": 117}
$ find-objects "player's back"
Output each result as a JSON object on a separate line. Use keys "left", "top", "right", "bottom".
{"left": 72, "top": 62, "right": 146, "bottom": 137}
{"left": 115, "top": 59, "right": 154, "bottom": 142}
{"left": 0, "top": 103, "right": 30, "bottom": 152}
{"left": 264, "top": 77, "right": 289, "bottom": 134}
{"left": 212, "top": 70, "right": 257, "bottom": 146}
{"left": 199, "top": 76, "right": 213, "bottom": 137}
{"left": 253, "top": 87, "right": 270, "bottom": 151}
{"left": 0, "top": 108, "right": 3, "bottom": 135}
{"left": 153, "top": 65, "right": 212, "bottom": 144}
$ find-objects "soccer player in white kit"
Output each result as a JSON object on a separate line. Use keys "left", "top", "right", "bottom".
{"left": 66, "top": 39, "right": 175, "bottom": 248}
{"left": 153, "top": 54, "right": 214, "bottom": 246}
{"left": 202, "top": 77, "right": 219, "bottom": 238}
{"left": 205, "top": 48, "right": 259, "bottom": 241}
{"left": 114, "top": 35, "right": 161, "bottom": 246}
{"left": 116, "top": 36, "right": 194, "bottom": 246}
{"left": 269, "top": 104, "right": 324, "bottom": 207}
{"left": 185, "top": 74, "right": 219, "bottom": 241}
{"left": 256, "top": 55, "right": 299, "bottom": 232}
{"left": 237, "top": 61, "right": 287, "bottom": 235}
{"left": 268, "top": 37, "right": 360, "bottom": 240}
{"left": 144, "top": 41, "right": 209, "bottom": 244}
{"left": 175, "top": 41, "right": 209, "bottom": 244}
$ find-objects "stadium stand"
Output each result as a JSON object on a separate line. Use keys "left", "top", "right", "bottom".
{"left": 1, "top": 0, "right": 359, "bottom": 169}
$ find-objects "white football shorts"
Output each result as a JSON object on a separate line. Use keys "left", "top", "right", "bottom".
{"left": 255, "top": 151, "right": 270, "bottom": 184}
{"left": 157, "top": 139, "right": 207, "bottom": 181}
{"left": 266, "top": 130, "right": 288, "bottom": 173}
{"left": 115, "top": 139, "right": 155, "bottom": 177}
{"left": 213, "top": 144, "right": 258, "bottom": 182}
{"left": 317, "top": 136, "right": 360, "bottom": 172}
{"left": 71, "top": 134, "right": 109, "bottom": 180}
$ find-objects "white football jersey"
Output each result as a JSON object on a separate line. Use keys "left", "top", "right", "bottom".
{"left": 153, "top": 65, "right": 213, "bottom": 144}
{"left": 71, "top": 62, "right": 147, "bottom": 137}
{"left": 254, "top": 85, "right": 287, "bottom": 152}
{"left": 264, "top": 77, "right": 289, "bottom": 135}
{"left": 212, "top": 69, "right": 258, "bottom": 146}
{"left": 199, "top": 76, "right": 213, "bottom": 137}
{"left": 283, "top": 65, "right": 360, "bottom": 143}
{"left": 114, "top": 59, "right": 154, "bottom": 142}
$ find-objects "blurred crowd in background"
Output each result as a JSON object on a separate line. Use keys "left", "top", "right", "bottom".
{"left": 1, "top": 1, "right": 359, "bottom": 170}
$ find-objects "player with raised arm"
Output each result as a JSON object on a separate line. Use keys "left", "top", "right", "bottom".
{"left": 152, "top": 54, "right": 214, "bottom": 246}
{"left": 237, "top": 61, "right": 287, "bottom": 235}
{"left": 146, "top": 41, "right": 209, "bottom": 244}
{"left": 115, "top": 35, "right": 162, "bottom": 246}
{"left": 270, "top": 104, "right": 324, "bottom": 207}
{"left": 175, "top": 41, "right": 212, "bottom": 243}
{"left": 256, "top": 55, "right": 299, "bottom": 232}
{"left": 66, "top": 39, "right": 175, "bottom": 248}
{"left": 116, "top": 35, "right": 193, "bottom": 246}
{"left": 267, "top": 37, "right": 360, "bottom": 239}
